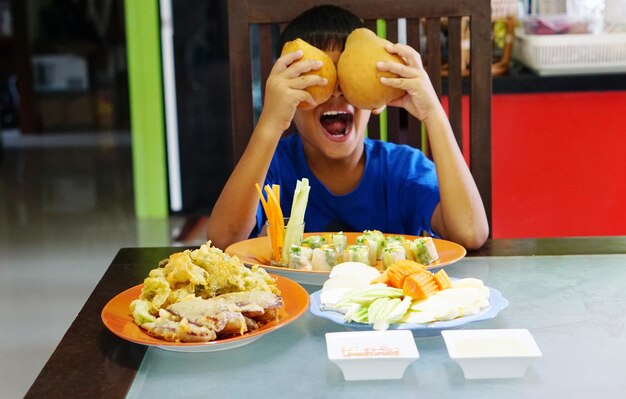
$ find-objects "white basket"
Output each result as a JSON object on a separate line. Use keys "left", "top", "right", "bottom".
{"left": 492, "top": 0, "right": 518, "bottom": 19}
{"left": 513, "top": 28, "right": 626, "bottom": 75}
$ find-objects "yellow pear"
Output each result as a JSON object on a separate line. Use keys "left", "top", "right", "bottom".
{"left": 280, "top": 38, "right": 337, "bottom": 110}
{"left": 337, "top": 28, "right": 406, "bottom": 110}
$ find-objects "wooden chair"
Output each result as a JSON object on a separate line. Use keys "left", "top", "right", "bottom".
{"left": 227, "top": 0, "right": 493, "bottom": 230}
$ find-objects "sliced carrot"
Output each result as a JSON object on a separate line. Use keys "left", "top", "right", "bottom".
{"left": 403, "top": 271, "right": 438, "bottom": 300}
{"left": 371, "top": 270, "right": 390, "bottom": 285}
{"left": 386, "top": 260, "right": 427, "bottom": 288}
{"left": 433, "top": 269, "right": 452, "bottom": 290}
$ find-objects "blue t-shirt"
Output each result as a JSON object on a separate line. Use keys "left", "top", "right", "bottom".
{"left": 254, "top": 135, "right": 440, "bottom": 236}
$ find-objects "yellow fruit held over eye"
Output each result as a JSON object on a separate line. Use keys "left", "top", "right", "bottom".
{"left": 337, "top": 28, "right": 406, "bottom": 110}
{"left": 280, "top": 38, "right": 337, "bottom": 110}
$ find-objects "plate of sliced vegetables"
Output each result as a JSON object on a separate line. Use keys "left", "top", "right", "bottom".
{"left": 309, "top": 286, "right": 509, "bottom": 338}
{"left": 306, "top": 261, "right": 508, "bottom": 337}
{"left": 225, "top": 233, "right": 466, "bottom": 286}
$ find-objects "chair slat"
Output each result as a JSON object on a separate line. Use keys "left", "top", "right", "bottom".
{"left": 228, "top": 0, "right": 254, "bottom": 161}
{"left": 425, "top": 17, "right": 442, "bottom": 97}
{"left": 447, "top": 17, "right": 463, "bottom": 149}
{"left": 422, "top": 17, "right": 443, "bottom": 157}
{"left": 258, "top": 24, "right": 274, "bottom": 100}
{"left": 385, "top": 19, "right": 401, "bottom": 144}
{"left": 469, "top": 11, "right": 493, "bottom": 229}
{"left": 406, "top": 18, "right": 423, "bottom": 150}
{"left": 368, "top": 114, "right": 381, "bottom": 140}
{"left": 363, "top": 18, "right": 381, "bottom": 140}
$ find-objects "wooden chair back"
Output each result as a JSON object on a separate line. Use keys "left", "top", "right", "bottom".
{"left": 227, "top": 0, "right": 493, "bottom": 229}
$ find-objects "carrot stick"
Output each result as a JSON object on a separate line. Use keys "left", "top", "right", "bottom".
{"left": 256, "top": 184, "right": 278, "bottom": 260}
{"left": 265, "top": 185, "right": 284, "bottom": 261}
{"left": 255, "top": 183, "right": 270, "bottom": 217}
{"left": 272, "top": 184, "right": 280, "bottom": 204}
{"left": 265, "top": 185, "right": 284, "bottom": 222}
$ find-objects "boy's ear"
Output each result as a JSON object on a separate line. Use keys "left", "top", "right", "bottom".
{"left": 371, "top": 105, "right": 386, "bottom": 115}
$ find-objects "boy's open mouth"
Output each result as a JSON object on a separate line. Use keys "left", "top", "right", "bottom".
{"left": 320, "top": 111, "right": 353, "bottom": 137}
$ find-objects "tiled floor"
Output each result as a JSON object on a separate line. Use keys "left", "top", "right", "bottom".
{"left": 0, "top": 131, "right": 205, "bottom": 398}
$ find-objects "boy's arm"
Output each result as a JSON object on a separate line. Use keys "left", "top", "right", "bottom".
{"left": 378, "top": 43, "right": 489, "bottom": 249}
{"left": 206, "top": 51, "right": 327, "bottom": 250}
{"left": 422, "top": 109, "right": 489, "bottom": 249}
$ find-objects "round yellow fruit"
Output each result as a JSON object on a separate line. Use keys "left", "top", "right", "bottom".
{"left": 337, "top": 28, "right": 406, "bottom": 110}
{"left": 280, "top": 38, "right": 337, "bottom": 110}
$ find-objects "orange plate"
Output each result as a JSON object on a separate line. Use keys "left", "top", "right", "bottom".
{"left": 101, "top": 274, "right": 309, "bottom": 352}
{"left": 225, "top": 233, "right": 466, "bottom": 285}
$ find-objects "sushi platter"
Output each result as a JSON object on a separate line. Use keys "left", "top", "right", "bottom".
{"left": 225, "top": 232, "right": 466, "bottom": 285}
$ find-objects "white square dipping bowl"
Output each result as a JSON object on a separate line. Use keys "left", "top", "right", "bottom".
{"left": 441, "top": 329, "right": 542, "bottom": 379}
{"left": 325, "top": 330, "right": 419, "bottom": 381}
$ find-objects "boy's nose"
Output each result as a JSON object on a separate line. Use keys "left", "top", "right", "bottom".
{"left": 332, "top": 81, "right": 343, "bottom": 97}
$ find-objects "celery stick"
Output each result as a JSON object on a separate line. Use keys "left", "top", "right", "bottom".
{"left": 387, "top": 296, "right": 413, "bottom": 324}
{"left": 344, "top": 304, "right": 368, "bottom": 323}
{"left": 282, "top": 179, "right": 311, "bottom": 263}
{"left": 369, "top": 297, "right": 399, "bottom": 331}
{"left": 333, "top": 286, "right": 413, "bottom": 330}
{"left": 336, "top": 285, "right": 403, "bottom": 306}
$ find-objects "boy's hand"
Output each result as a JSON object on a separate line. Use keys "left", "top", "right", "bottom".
{"left": 260, "top": 50, "right": 328, "bottom": 132}
{"left": 376, "top": 43, "right": 442, "bottom": 122}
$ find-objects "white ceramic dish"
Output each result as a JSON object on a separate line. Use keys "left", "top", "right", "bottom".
{"left": 325, "top": 330, "right": 419, "bottom": 381}
{"left": 441, "top": 329, "right": 542, "bottom": 379}
{"left": 310, "top": 286, "right": 509, "bottom": 338}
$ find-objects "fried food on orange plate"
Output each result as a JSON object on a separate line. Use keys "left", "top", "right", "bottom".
{"left": 142, "top": 290, "right": 284, "bottom": 342}
{"left": 130, "top": 241, "right": 283, "bottom": 342}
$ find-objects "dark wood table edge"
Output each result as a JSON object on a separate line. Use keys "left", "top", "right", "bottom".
{"left": 25, "top": 238, "right": 626, "bottom": 398}
{"left": 24, "top": 246, "right": 189, "bottom": 399}
{"left": 468, "top": 236, "right": 626, "bottom": 257}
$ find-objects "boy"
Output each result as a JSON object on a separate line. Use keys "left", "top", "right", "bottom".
{"left": 207, "top": 5, "right": 488, "bottom": 250}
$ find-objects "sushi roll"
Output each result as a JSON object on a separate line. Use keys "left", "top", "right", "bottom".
{"left": 331, "top": 232, "right": 347, "bottom": 253}
{"left": 384, "top": 235, "right": 406, "bottom": 249}
{"left": 343, "top": 244, "right": 370, "bottom": 265}
{"left": 302, "top": 235, "right": 326, "bottom": 249}
{"left": 365, "top": 230, "right": 385, "bottom": 259}
{"left": 382, "top": 242, "right": 407, "bottom": 269}
{"left": 356, "top": 230, "right": 384, "bottom": 264}
{"left": 311, "top": 245, "right": 341, "bottom": 271}
{"left": 288, "top": 245, "right": 313, "bottom": 270}
{"left": 410, "top": 237, "right": 439, "bottom": 265}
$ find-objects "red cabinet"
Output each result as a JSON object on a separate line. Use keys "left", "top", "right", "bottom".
{"left": 492, "top": 91, "right": 626, "bottom": 238}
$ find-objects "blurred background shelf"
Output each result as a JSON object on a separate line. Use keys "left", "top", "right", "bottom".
{"left": 514, "top": 29, "right": 626, "bottom": 76}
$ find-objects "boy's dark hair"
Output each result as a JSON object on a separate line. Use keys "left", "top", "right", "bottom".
{"left": 279, "top": 5, "right": 364, "bottom": 55}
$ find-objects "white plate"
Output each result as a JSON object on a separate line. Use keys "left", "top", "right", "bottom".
{"left": 309, "top": 286, "right": 509, "bottom": 338}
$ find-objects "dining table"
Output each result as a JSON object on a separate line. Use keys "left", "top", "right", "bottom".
{"left": 25, "top": 237, "right": 626, "bottom": 398}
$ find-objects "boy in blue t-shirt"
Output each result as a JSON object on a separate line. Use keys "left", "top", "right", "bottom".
{"left": 207, "top": 5, "right": 488, "bottom": 250}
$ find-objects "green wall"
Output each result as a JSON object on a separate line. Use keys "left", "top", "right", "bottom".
{"left": 124, "top": 0, "right": 168, "bottom": 218}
